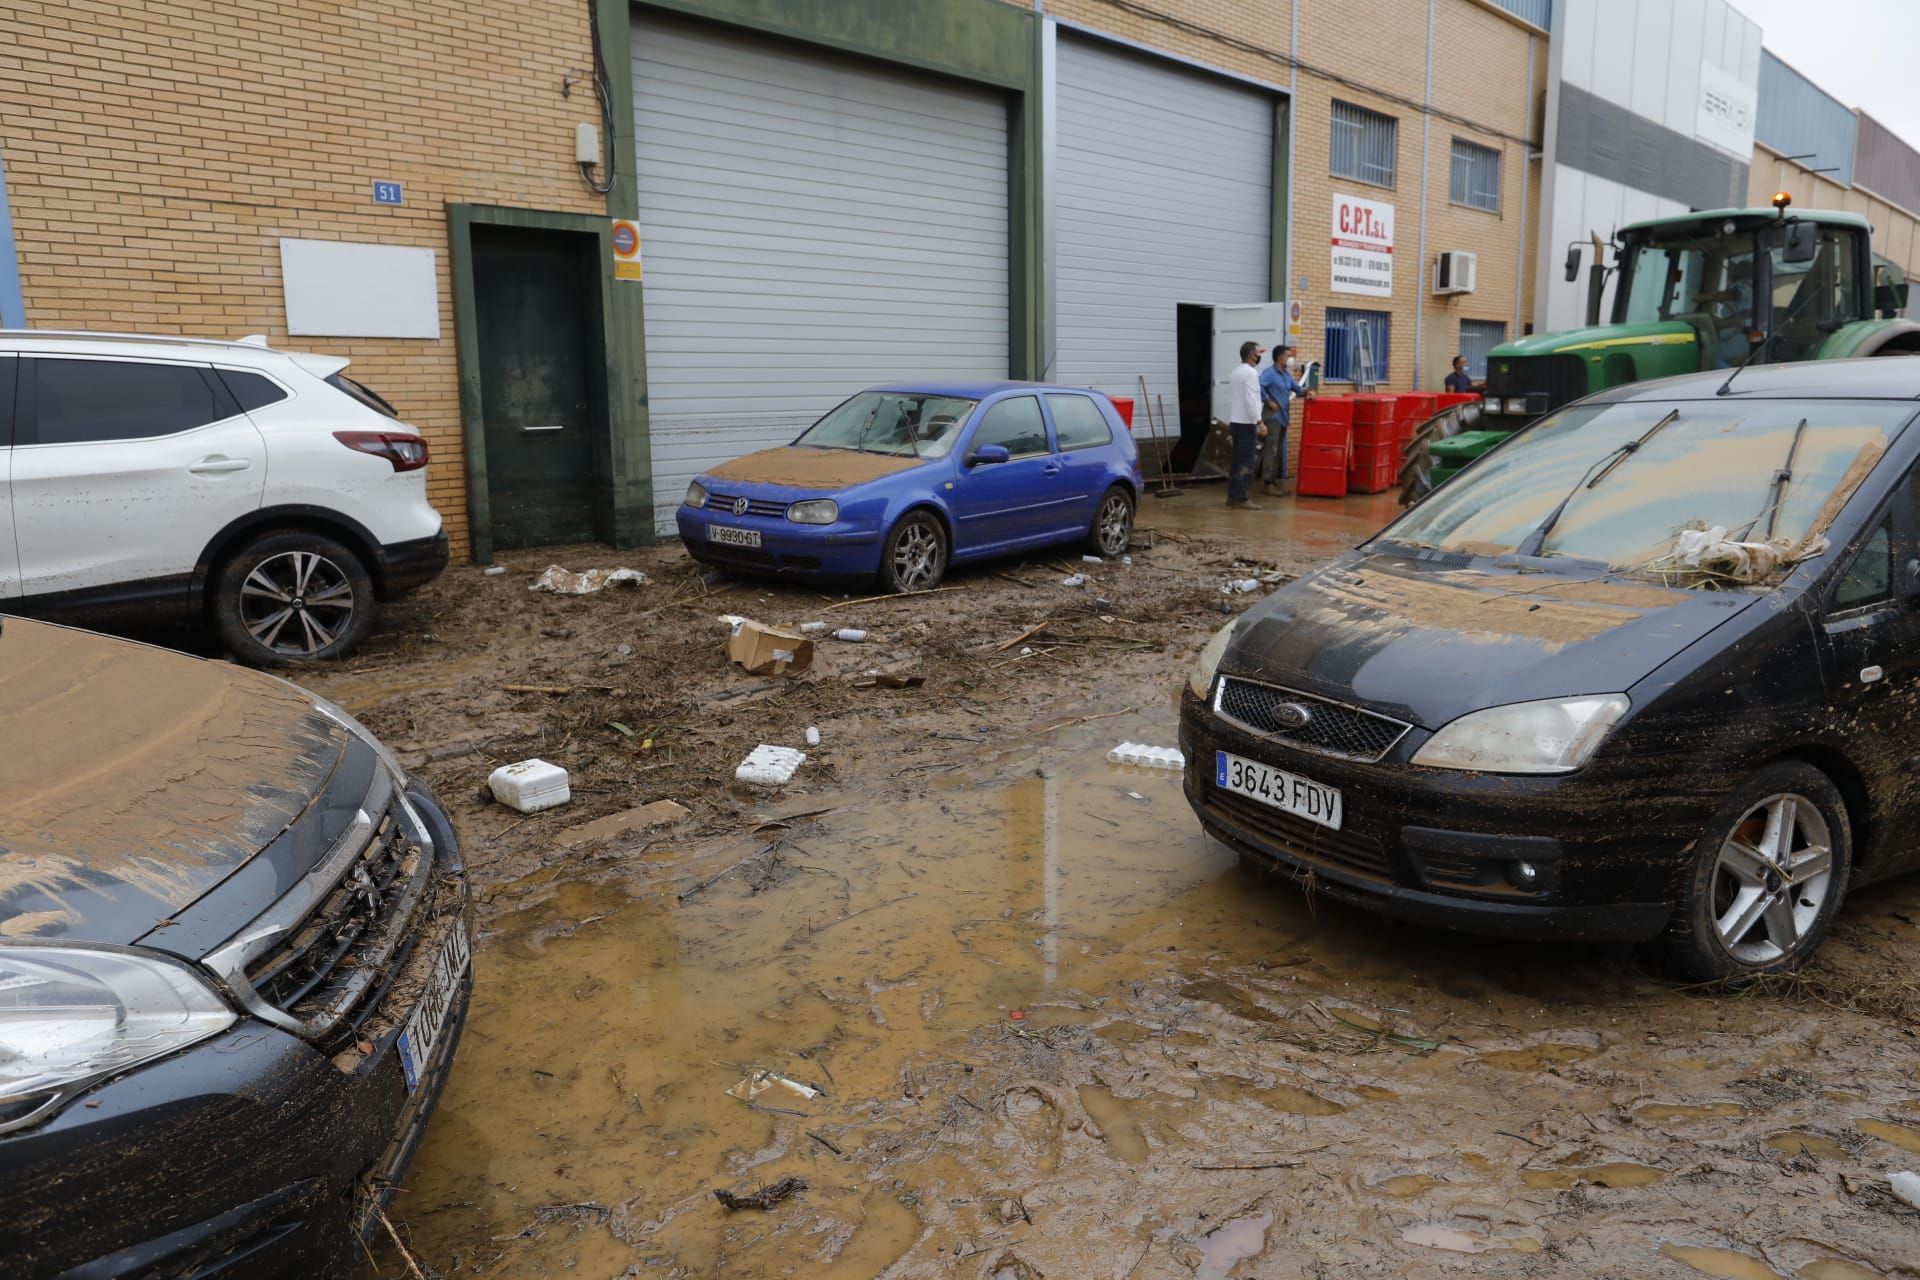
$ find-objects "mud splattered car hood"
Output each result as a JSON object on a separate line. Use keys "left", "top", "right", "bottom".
{"left": 1222, "top": 547, "right": 1759, "bottom": 730}
{"left": 0, "top": 618, "right": 351, "bottom": 944}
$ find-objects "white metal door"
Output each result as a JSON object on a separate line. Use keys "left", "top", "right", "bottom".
{"left": 0, "top": 356, "right": 18, "bottom": 603}
{"left": 1209, "top": 303, "right": 1289, "bottom": 424}
{"left": 1053, "top": 35, "right": 1276, "bottom": 444}
{"left": 632, "top": 15, "right": 1011, "bottom": 532}
{"left": 13, "top": 355, "right": 266, "bottom": 597}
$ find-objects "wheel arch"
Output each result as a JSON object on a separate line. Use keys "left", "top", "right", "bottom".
{"left": 889, "top": 500, "right": 956, "bottom": 547}
{"left": 193, "top": 506, "right": 386, "bottom": 615}
{"left": 1760, "top": 743, "right": 1874, "bottom": 870}
{"left": 1819, "top": 319, "right": 1920, "bottom": 359}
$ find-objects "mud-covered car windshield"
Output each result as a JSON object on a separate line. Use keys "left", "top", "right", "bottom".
{"left": 796, "top": 392, "right": 978, "bottom": 458}
{"left": 1384, "top": 399, "right": 1914, "bottom": 578}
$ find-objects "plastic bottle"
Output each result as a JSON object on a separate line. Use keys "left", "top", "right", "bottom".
{"left": 834, "top": 628, "right": 867, "bottom": 642}
{"left": 805, "top": 726, "right": 821, "bottom": 746}
{"left": 799, "top": 621, "right": 828, "bottom": 634}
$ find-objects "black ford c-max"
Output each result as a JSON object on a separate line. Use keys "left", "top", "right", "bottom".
{"left": 1182, "top": 359, "right": 1920, "bottom": 979}
{"left": 0, "top": 617, "right": 471, "bottom": 1277}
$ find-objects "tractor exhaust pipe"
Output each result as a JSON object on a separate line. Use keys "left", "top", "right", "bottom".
{"left": 1584, "top": 231, "right": 1607, "bottom": 328}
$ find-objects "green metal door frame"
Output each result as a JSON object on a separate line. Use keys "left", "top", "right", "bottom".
{"left": 448, "top": 203, "right": 652, "bottom": 564}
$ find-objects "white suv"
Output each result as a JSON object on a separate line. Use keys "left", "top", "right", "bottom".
{"left": 0, "top": 331, "right": 446, "bottom": 664}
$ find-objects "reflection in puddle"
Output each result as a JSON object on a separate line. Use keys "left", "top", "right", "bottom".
{"left": 1662, "top": 1243, "right": 1787, "bottom": 1279}
{"left": 1371, "top": 1173, "right": 1443, "bottom": 1197}
{"left": 1402, "top": 1223, "right": 1542, "bottom": 1254}
{"left": 1799, "top": 1259, "right": 1885, "bottom": 1280}
{"left": 1520, "top": 1162, "right": 1664, "bottom": 1189}
{"left": 1474, "top": 1042, "right": 1597, "bottom": 1071}
{"left": 1077, "top": 1084, "right": 1150, "bottom": 1163}
{"left": 1636, "top": 1101, "right": 1747, "bottom": 1122}
{"left": 1197, "top": 1212, "right": 1272, "bottom": 1280}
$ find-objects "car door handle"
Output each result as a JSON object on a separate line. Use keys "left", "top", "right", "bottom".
{"left": 188, "top": 456, "right": 251, "bottom": 474}
{"left": 1043, "top": 463, "right": 1062, "bottom": 475}
{"left": 521, "top": 424, "right": 566, "bottom": 433}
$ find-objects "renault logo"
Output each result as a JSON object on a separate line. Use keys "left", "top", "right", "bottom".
{"left": 732, "top": 496, "right": 750, "bottom": 517}
{"left": 1273, "top": 702, "right": 1314, "bottom": 730}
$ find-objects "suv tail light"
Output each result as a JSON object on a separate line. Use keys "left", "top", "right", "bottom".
{"left": 333, "top": 431, "right": 428, "bottom": 472}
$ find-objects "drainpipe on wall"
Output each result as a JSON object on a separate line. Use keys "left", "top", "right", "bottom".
{"left": 1413, "top": 0, "right": 1434, "bottom": 388}
{"left": 0, "top": 148, "right": 24, "bottom": 328}
{"left": 1515, "top": 33, "right": 1534, "bottom": 334}
{"left": 1286, "top": 0, "right": 1299, "bottom": 303}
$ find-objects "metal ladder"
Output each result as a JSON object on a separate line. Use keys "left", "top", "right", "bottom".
{"left": 1353, "top": 319, "right": 1378, "bottom": 393}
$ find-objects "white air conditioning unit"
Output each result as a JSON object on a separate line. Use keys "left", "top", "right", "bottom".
{"left": 1434, "top": 250, "right": 1478, "bottom": 296}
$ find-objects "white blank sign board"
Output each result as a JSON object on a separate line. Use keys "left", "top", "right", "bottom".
{"left": 279, "top": 238, "right": 440, "bottom": 339}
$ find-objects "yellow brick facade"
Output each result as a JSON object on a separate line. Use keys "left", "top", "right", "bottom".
{"left": 0, "top": 0, "right": 611, "bottom": 557}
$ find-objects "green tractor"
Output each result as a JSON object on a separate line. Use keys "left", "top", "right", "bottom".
{"left": 1404, "top": 198, "right": 1919, "bottom": 500}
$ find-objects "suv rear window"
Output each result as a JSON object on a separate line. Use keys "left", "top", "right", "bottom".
{"left": 31, "top": 358, "right": 228, "bottom": 444}
{"left": 217, "top": 369, "right": 289, "bottom": 413}
{"left": 326, "top": 372, "right": 398, "bottom": 419}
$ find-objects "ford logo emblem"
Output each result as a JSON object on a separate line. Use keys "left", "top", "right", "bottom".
{"left": 732, "top": 496, "right": 750, "bottom": 517}
{"left": 1273, "top": 702, "right": 1313, "bottom": 730}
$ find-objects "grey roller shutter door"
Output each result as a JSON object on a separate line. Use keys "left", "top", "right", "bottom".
{"left": 1052, "top": 36, "right": 1274, "bottom": 436}
{"left": 632, "top": 15, "right": 1011, "bottom": 531}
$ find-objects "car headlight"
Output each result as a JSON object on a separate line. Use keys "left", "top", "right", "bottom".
{"left": 1187, "top": 619, "right": 1241, "bottom": 699}
{"left": 1412, "top": 694, "right": 1630, "bottom": 774}
{"left": 685, "top": 481, "right": 709, "bottom": 509}
{"left": 1, "top": 945, "right": 236, "bottom": 1132}
{"left": 1504, "top": 396, "right": 1530, "bottom": 415}
{"left": 787, "top": 499, "right": 839, "bottom": 525}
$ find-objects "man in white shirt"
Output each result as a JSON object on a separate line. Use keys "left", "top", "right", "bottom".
{"left": 1227, "top": 340, "right": 1265, "bottom": 509}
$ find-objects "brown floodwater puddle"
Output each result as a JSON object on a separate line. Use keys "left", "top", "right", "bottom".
{"left": 1766, "top": 1131, "right": 1851, "bottom": 1159}
{"left": 1855, "top": 1117, "right": 1920, "bottom": 1154}
{"left": 1799, "top": 1260, "right": 1886, "bottom": 1280}
{"left": 1663, "top": 1243, "right": 1788, "bottom": 1279}
{"left": 364, "top": 705, "right": 1920, "bottom": 1277}
{"left": 1636, "top": 1101, "right": 1747, "bottom": 1123}
{"left": 1520, "top": 1161, "right": 1665, "bottom": 1189}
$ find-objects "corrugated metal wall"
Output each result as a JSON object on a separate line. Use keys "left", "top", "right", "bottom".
{"left": 1756, "top": 51, "right": 1855, "bottom": 186}
{"left": 631, "top": 13, "right": 1010, "bottom": 532}
{"left": 1855, "top": 114, "right": 1920, "bottom": 218}
{"left": 1049, "top": 35, "right": 1273, "bottom": 438}
{"left": 1486, "top": 0, "right": 1551, "bottom": 29}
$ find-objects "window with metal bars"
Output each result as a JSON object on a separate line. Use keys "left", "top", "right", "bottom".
{"left": 1323, "top": 308, "right": 1391, "bottom": 383}
{"left": 1458, "top": 319, "right": 1507, "bottom": 379}
{"left": 1330, "top": 101, "right": 1397, "bottom": 188}
{"left": 1449, "top": 138, "right": 1501, "bottom": 212}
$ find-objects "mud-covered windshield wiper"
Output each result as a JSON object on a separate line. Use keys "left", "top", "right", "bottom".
{"left": 1734, "top": 417, "right": 1808, "bottom": 542}
{"left": 1515, "top": 409, "right": 1681, "bottom": 558}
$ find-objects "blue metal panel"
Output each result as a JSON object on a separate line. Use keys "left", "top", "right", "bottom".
{"left": 1756, "top": 51, "right": 1855, "bottom": 187}
{"left": 0, "top": 147, "right": 23, "bottom": 327}
{"left": 1485, "top": 0, "right": 1550, "bottom": 30}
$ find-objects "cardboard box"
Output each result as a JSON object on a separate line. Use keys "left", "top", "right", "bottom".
{"left": 722, "top": 616, "right": 814, "bottom": 676}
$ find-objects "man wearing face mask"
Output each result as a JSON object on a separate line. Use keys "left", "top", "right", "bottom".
{"left": 1258, "top": 343, "right": 1312, "bottom": 496}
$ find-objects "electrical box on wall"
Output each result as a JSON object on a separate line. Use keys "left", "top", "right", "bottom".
{"left": 1434, "top": 251, "right": 1477, "bottom": 296}
{"left": 575, "top": 123, "right": 601, "bottom": 165}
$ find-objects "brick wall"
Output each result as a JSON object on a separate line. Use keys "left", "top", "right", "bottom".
{"left": 0, "top": 0, "right": 610, "bottom": 557}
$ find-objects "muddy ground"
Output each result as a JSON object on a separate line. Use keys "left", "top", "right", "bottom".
{"left": 321, "top": 492, "right": 1920, "bottom": 1280}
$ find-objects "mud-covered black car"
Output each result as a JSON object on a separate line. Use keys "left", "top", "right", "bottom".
{"left": 0, "top": 617, "right": 471, "bottom": 1277}
{"left": 1183, "top": 359, "right": 1920, "bottom": 980}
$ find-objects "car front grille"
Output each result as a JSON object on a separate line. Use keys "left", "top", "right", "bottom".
{"left": 1213, "top": 677, "right": 1411, "bottom": 763}
{"left": 244, "top": 801, "right": 424, "bottom": 1051}
{"left": 706, "top": 491, "right": 789, "bottom": 520}
{"left": 1206, "top": 789, "right": 1392, "bottom": 879}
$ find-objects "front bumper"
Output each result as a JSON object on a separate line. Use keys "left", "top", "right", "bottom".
{"left": 0, "top": 780, "right": 473, "bottom": 1280}
{"left": 676, "top": 504, "right": 880, "bottom": 578}
{"left": 374, "top": 530, "right": 450, "bottom": 599}
{"left": 1180, "top": 690, "right": 1683, "bottom": 943}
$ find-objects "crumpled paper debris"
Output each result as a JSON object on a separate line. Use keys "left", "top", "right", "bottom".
{"left": 529, "top": 565, "right": 649, "bottom": 594}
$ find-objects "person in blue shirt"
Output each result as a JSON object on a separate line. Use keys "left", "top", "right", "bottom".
{"left": 1257, "top": 344, "right": 1312, "bottom": 494}
{"left": 1444, "top": 355, "right": 1476, "bottom": 393}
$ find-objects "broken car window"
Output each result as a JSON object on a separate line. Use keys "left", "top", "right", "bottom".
{"left": 1384, "top": 399, "right": 1915, "bottom": 580}
{"left": 796, "top": 392, "right": 977, "bottom": 459}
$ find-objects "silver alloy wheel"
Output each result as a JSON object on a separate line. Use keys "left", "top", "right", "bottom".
{"left": 1710, "top": 793, "right": 1834, "bottom": 965}
{"left": 238, "top": 550, "right": 356, "bottom": 657}
{"left": 1097, "top": 492, "right": 1132, "bottom": 557}
{"left": 891, "top": 522, "right": 944, "bottom": 590}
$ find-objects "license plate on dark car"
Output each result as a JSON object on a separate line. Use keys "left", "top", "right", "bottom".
{"left": 708, "top": 525, "right": 761, "bottom": 548}
{"left": 397, "top": 925, "right": 470, "bottom": 1094}
{"left": 1216, "top": 751, "right": 1343, "bottom": 830}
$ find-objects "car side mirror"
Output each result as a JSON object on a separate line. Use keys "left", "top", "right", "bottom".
{"left": 1783, "top": 222, "right": 1817, "bottom": 265}
{"left": 968, "top": 444, "right": 1010, "bottom": 466}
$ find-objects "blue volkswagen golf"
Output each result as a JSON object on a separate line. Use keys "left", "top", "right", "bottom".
{"left": 677, "top": 381, "right": 1143, "bottom": 591}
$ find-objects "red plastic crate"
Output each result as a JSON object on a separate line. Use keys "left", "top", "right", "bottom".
{"left": 1108, "top": 395, "right": 1135, "bottom": 429}
{"left": 1398, "top": 392, "right": 1438, "bottom": 424}
{"left": 1435, "top": 391, "right": 1480, "bottom": 410}
{"left": 1305, "top": 396, "right": 1355, "bottom": 427}
{"left": 1297, "top": 463, "right": 1349, "bottom": 498}
{"left": 1301, "top": 443, "right": 1350, "bottom": 471}
{"left": 1350, "top": 394, "right": 1396, "bottom": 426}
{"left": 1346, "top": 453, "right": 1399, "bottom": 494}
{"left": 1352, "top": 418, "right": 1399, "bottom": 449}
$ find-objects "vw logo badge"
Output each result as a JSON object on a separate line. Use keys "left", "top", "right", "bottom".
{"left": 1273, "top": 702, "right": 1313, "bottom": 730}
{"left": 732, "top": 496, "right": 750, "bottom": 517}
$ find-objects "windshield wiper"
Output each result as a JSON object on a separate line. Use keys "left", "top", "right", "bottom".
{"left": 1515, "top": 409, "right": 1681, "bottom": 558}
{"left": 852, "top": 401, "right": 883, "bottom": 455}
{"left": 1733, "top": 417, "right": 1808, "bottom": 542}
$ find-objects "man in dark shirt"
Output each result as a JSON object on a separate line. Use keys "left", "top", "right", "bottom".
{"left": 1444, "top": 355, "right": 1475, "bottom": 394}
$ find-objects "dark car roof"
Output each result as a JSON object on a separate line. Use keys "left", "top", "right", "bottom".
{"left": 867, "top": 380, "right": 1109, "bottom": 398}
{"left": 1593, "top": 358, "right": 1920, "bottom": 405}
